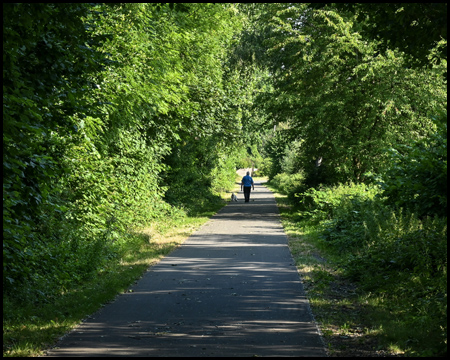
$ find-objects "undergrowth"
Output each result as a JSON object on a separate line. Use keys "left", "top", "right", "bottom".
{"left": 267, "top": 180, "right": 447, "bottom": 357}
{"left": 3, "top": 188, "right": 230, "bottom": 357}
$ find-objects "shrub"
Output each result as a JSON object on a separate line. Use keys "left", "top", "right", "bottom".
{"left": 377, "top": 112, "right": 447, "bottom": 218}
{"left": 257, "top": 157, "right": 273, "bottom": 177}
{"left": 296, "top": 182, "right": 380, "bottom": 221}
{"left": 320, "top": 197, "right": 384, "bottom": 253}
{"left": 270, "top": 172, "right": 305, "bottom": 197}
{"left": 343, "top": 211, "right": 447, "bottom": 286}
{"left": 342, "top": 211, "right": 447, "bottom": 354}
{"left": 305, "top": 181, "right": 447, "bottom": 355}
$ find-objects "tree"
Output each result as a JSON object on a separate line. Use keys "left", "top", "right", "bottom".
{"left": 3, "top": 3, "right": 249, "bottom": 296}
{"left": 378, "top": 112, "right": 447, "bottom": 218}
{"left": 3, "top": 3, "right": 108, "bottom": 288}
{"left": 253, "top": 4, "right": 447, "bottom": 186}
{"left": 312, "top": 3, "right": 447, "bottom": 68}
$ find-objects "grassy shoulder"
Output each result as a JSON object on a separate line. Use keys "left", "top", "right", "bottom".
{"left": 266, "top": 182, "right": 446, "bottom": 357}
{"left": 3, "top": 190, "right": 231, "bottom": 357}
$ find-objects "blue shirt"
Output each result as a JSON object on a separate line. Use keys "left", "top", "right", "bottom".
{"left": 241, "top": 175, "right": 254, "bottom": 187}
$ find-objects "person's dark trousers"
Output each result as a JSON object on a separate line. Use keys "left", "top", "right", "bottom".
{"left": 243, "top": 187, "right": 251, "bottom": 202}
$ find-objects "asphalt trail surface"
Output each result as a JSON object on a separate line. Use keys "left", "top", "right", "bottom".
{"left": 47, "top": 182, "right": 326, "bottom": 357}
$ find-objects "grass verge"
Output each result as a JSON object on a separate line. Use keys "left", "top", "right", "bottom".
{"left": 3, "top": 194, "right": 229, "bottom": 357}
{"left": 266, "top": 184, "right": 408, "bottom": 357}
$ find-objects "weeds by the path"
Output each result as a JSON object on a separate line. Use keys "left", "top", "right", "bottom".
{"left": 3, "top": 197, "right": 227, "bottom": 357}
{"left": 268, "top": 184, "right": 446, "bottom": 357}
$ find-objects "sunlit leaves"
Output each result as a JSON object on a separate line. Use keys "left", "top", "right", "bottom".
{"left": 3, "top": 3, "right": 249, "bottom": 298}
{"left": 257, "top": 4, "right": 446, "bottom": 185}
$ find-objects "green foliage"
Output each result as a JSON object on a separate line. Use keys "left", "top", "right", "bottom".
{"left": 161, "top": 136, "right": 233, "bottom": 214}
{"left": 251, "top": 4, "right": 447, "bottom": 186}
{"left": 3, "top": 2, "right": 447, "bottom": 357}
{"left": 210, "top": 150, "right": 241, "bottom": 195}
{"left": 3, "top": 3, "right": 248, "bottom": 302}
{"left": 273, "top": 180, "right": 447, "bottom": 356}
{"left": 294, "top": 182, "right": 379, "bottom": 221}
{"left": 315, "top": 184, "right": 447, "bottom": 356}
{"left": 342, "top": 211, "right": 447, "bottom": 283}
{"left": 323, "top": 3, "right": 448, "bottom": 68}
{"left": 340, "top": 209, "right": 448, "bottom": 356}
{"left": 260, "top": 126, "right": 292, "bottom": 179}
{"left": 256, "top": 157, "right": 273, "bottom": 177}
{"left": 234, "top": 143, "right": 265, "bottom": 173}
{"left": 3, "top": 3, "right": 109, "bottom": 291}
{"left": 375, "top": 112, "right": 447, "bottom": 218}
{"left": 270, "top": 172, "right": 305, "bottom": 199}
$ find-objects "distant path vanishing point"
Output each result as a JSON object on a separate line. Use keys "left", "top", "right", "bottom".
{"left": 47, "top": 182, "right": 326, "bottom": 357}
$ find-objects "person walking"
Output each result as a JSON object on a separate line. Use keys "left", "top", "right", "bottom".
{"left": 241, "top": 171, "right": 254, "bottom": 203}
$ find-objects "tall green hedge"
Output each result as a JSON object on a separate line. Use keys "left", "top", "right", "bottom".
{"left": 3, "top": 3, "right": 249, "bottom": 300}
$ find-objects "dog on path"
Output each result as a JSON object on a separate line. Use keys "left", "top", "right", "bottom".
{"left": 231, "top": 193, "right": 238, "bottom": 202}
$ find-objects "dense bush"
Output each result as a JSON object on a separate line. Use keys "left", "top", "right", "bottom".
{"left": 270, "top": 172, "right": 305, "bottom": 198}
{"left": 162, "top": 137, "right": 240, "bottom": 214}
{"left": 3, "top": 3, "right": 247, "bottom": 301}
{"left": 298, "top": 182, "right": 447, "bottom": 282}
{"left": 210, "top": 150, "right": 241, "bottom": 195}
{"left": 343, "top": 212, "right": 447, "bottom": 284}
{"left": 294, "top": 181, "right": 447, "bottom": 355}
{"left": 377, "top": 112, "right": 447, "bottom": 218}
{"left": 3, "top": 3, "right": 109, "bottom": 294}
{"left": 320, "top": 197, "right": 383, "bottom": 253}
{"left": 261, "top": 127, "right": 292, "bottom": 179}
{"left": 255, "top": 157, "right": 273, "bottom": 177}
{"left": 341, "top": 208, "right": 447, "bottom": 355}
{"left": 295, "top": 182, "right": 380, "bottom": 220}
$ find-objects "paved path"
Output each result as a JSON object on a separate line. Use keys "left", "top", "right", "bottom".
{"left": 47, "top": 182, "right": 325, "bottom": 357}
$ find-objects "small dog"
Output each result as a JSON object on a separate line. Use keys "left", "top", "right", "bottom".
{"left": 231, "top": 193, "right": 238, "bottom": 202}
